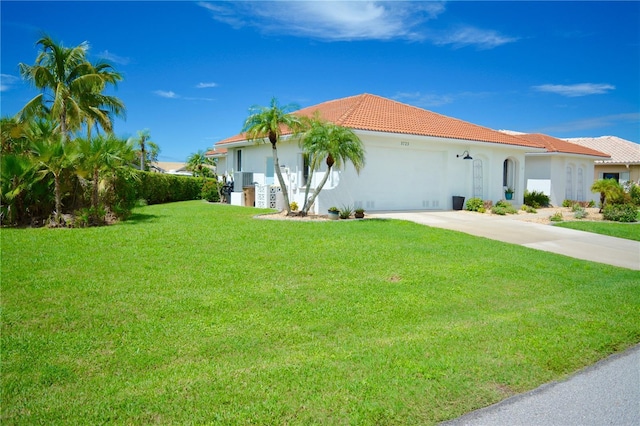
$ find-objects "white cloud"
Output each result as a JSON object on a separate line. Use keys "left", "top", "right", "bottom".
{"left": 533, "top": 83, "right": 615, "bottom": 97}
{"left": 430, "top": 26, "right": 518, "bottom": 49}
{"left": 199, "top": 1, "right": 446, "bottom": 41}
{"left": 1, "top": 74, "right": 20, "bottom": 92}
{"left": 393, "top": 90, "right": 492, "bottom": 108}
{"left": 153, "top": 90, "right": 178, "bottom": 99}
{"left": 98, "top": 50, "right": 130, "bottom": 65}
{"left": 537, "top": 113, "right": 639, "bottom": 133}
{"left": 196, "top": 82, "right": 218, "bottom": 88}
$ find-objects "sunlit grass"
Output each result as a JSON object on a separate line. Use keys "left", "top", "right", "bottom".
{"left": 2, "top": 201, "right": 639, "bottom": 424}
{"left": 554, "top": 219, "right": 640, "bottom": 241}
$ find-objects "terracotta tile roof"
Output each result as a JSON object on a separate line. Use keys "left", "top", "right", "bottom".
{"left": 515, "top": 133, "right": 611, "bottom": 158}
{"left": 563, "top": 136, "right": 640, "bottom": 164}
{"left": 205, "top": 147, "right": 227, "bottom": 157}
{"left": 216, "top": 93, "right": 544, "bottom": 149}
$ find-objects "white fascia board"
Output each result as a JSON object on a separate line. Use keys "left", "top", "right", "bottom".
{"left": 352, "top": 129, "right": 545, "bottom": 152}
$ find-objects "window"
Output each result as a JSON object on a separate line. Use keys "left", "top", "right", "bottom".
{"left": 603, "top": 172, "right": 620, "bottom": 182}
{"left": 236, "top": 149, "right": 242, "bottom": 171}
{"left": 503, "top": 159, "right": 514, "bottom": 189}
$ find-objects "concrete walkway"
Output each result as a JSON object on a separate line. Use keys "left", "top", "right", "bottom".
{"left": 371, "top": 210, "right": 640, "bottom": 270}
{"left": 440, "top": 344, "right": 640, "bottom": 426}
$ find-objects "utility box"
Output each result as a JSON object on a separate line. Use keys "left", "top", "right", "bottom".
{"left": 243, "top": 186, "right": 255, "bottom": 207}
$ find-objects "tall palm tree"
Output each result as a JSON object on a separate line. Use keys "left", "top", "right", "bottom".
{"left": 1, "top": 153, "right": 36, "bottom": 225}
{"left": 128, "top": 129, "right": 159, "bottom": 170}
{"left": 591, "top": 178, "right": 624, "bottom": 212}
{"left": 299, "top": 117, "right": 365, "bottom": 215}
{"left": 18, "top": 35, "right": 125, "bottom": 139}
{"left": 242, "top": 97, "right": 302, "bottom": 215}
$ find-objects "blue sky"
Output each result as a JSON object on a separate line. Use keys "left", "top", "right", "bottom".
{"left": 1, "top": 1, "right": 638, "bottom": 162}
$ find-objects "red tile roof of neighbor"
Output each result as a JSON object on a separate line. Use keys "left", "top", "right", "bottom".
{"left": 515, "top": 133, "right": 611, "bottom": 158}
{"left": 216, "top": 93, "right": 545, "bottom": 149}
{"left": 205, "top": 147, "right": 227, "bottom": 156}
{"left": 564, "top": 136, "right": 640, "bottom": 164}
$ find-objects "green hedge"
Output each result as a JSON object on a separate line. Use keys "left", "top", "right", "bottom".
{"left": 134, "top": 171, "right": 206, "bottom": 205}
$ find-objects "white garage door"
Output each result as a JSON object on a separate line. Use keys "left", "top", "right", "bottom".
{"left": 351, "top": 147, "right": 445, "bottom": 211}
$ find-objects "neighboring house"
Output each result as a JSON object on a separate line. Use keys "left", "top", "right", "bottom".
{"left": 513, "top": 133, "right": 610, "bottom": 206}
{"left": 151, "top": 162, "right": 192, "bottom": 176}
{"left": 215, "top": 93, "right": 557, "bottom": 212}
{"left": 563, "top": 136, "right": 640, "bottom": 185}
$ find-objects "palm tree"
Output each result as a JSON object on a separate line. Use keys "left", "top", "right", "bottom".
{"left": 77, "top": 135, "right": 132, "bottom": 211}
{"left": 186, "top": 150, "right": 215, "bottom": 178}
{"left": 1, "top": 153, "right": 36, "bottom": 225}
{"left": 242, "top": 97, "right": 303, "bottom": 215}
{"left": 18, "top": 35, "right": 125, "bottom": 139}
{"left": 128, "top": 129, "right": 159, "bottom": 171}
{"left": 30, "top": 135, "right": 79, "bottom": 222}
{"left": 591, "top": 178, "right": 624, "bottom": 212}
{"left": 299, "top": 117, "right": 365, "bottom": 215}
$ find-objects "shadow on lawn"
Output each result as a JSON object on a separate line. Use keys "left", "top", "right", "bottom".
{"left": 123, "top": 212, "right": 161, "bottom": 225}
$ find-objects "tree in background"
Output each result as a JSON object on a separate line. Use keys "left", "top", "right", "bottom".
{"left": 242, "top": 97, "right": 303, "bottom": 215}
{"left": 128, "top": 129, "right": 160, "bottom": 171}
{"left": 17, "top": 35, "right": 125, "bottom": 139}
{"left": 299, "top": 116, "right": 365, "bottom": 215}
{"left": 186, "top": 150, "right": 215, "bottom": 178}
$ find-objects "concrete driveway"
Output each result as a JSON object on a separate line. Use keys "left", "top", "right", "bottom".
{"left": 370, "top": 210, "right": 640, "bottom": 270}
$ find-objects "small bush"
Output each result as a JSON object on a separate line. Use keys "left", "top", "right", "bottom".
{"left": 562, "top": 199, "right": 572, "bottom": 208}
{"left": 465, "top": 197, "right": 484, "bottom": 212}
{"left": 201, "top": 179, "right": 220, "bottom": 202}
{"left": 290, "top": 201, "right": 299, "bottom": 212}
{"left": 521, "top": 205, "right": 537, "bottom": 214}
{"left": 573, "top": 206, "right": 588, "bottom": 219}
{"left": 550, "top": 211, "right": 564, "bottom": 222}
{"left": 524, "top": 190, "right": 550, "bottom": 208}
{"left": 339, "top": 205, "right": 353, "bottom": 219}
{"left": 629, "top": 183, "right": 640, "bottom": 206}
{"left": 492, "top": 200, "right": 517, "bottom": 215}
{"left": 602, "top": 203, "right": 638, "bottom": 222}
{"left": 483, "top": 200, "right": 493, "bottom": 210}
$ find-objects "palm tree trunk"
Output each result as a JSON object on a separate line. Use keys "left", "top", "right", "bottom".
{"left": 140, "top": 142, "right": 146, "bottom": 171}
{"left": 272, "top": 144, "right": 291, "bottom": 214}
{"left": 92, "top": 168, "right": 99, "bottom": 210}
{"left": 54, "top": 173, "right": 62, "bottom": 220}
{"left": 300, "top": 166, "right": 313, "bottom": 216}
{"left": 302, "top": 166, "right": 332, "bottom": 215}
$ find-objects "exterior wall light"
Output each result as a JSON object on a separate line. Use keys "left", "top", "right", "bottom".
{"left": 457, "top": 150, "right": 473, "bottom": 160}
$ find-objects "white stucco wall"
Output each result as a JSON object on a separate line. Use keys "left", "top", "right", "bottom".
{"left": 525, "top": 154, "right": 598, "bottom": 206}
{"left": 223, "top": 132, "right": 537, "bottom": 212}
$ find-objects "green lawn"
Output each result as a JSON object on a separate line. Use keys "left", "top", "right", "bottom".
{"left": 2, "top": 201, "right": 639, "bottom": 425}
{"left": 555, "top": 220, "right": 640, "bottom": 241}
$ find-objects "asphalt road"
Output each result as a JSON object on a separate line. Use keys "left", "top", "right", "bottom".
{"left": 441, "top": 345, "right": 640, "bottom": 426}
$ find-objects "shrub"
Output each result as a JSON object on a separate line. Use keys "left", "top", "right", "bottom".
{"left": 465, "top": 197, "right": 484, "bottom": 212}
{"left": 483, "top": 200, "right": 493, "bottom": 210}
{"left": 290, "top": 201, "right": 299, "bottom": 212}
{"left": 629, "top": 183, "right": 640, "bottom": 206}
{"left": 562, "top": 199, "right": 572, "bottom": 208}
{"left": 602, "top": 203, "right": 638, "bottom": 222}
{"left": 573, "top": 206, "right": 588, "bottom": 219}
{"left": 550, "top": 211, "right": 564, "bottom": 222}
{"left": 136, "top": 171, "right": 203, "bottom": 205}
{"left": 492, "top": 201, "right": 517, "bottom": 215}
{"left": 201, "top": 180, "right": 221, "bottom": 202}
{"left": 521, "top": 205, "right": 537, "bottom": 213}
{"left": 524, "top": 190, "right": 550, "bottom": 208}
{"left": 339, "top": 205, "right": 353, "bottom": 219}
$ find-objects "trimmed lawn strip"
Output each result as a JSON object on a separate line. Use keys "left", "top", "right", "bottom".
{"left": 554, "top": 220, "right": 640, "bottom": 241}
{"left": 2, "top": 201, "right": 639, "bottom": 424}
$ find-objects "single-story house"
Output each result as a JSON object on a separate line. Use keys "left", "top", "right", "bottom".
{"left": 151, "top": 162, "right": 192, "bottom": 176}
{"left": 510, "top": 133, "right": 611, "bottom": 206}
{"left": 563, "top": 136, "right": 640, "bottom": 185}
{"left": 214, "top": 93, "right": 609, "bottom": 212}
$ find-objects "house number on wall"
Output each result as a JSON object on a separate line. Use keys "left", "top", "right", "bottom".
{"left": 400, "top": 141, "right": 410, "bottom": 146}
